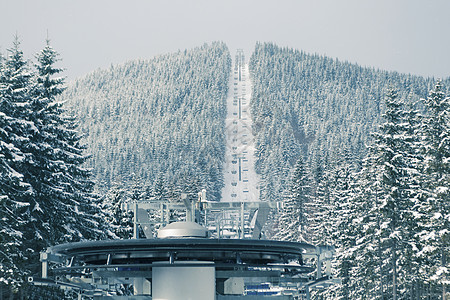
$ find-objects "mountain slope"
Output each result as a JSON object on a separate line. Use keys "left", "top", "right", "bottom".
{"left": 63, "top": 41, "right": 448, "bottom": 205}
{"left": 63, "top": 42, "right": 231, "bottom": 201}
{"left": 249, "top": 42, "right": 446, "bottom": 202}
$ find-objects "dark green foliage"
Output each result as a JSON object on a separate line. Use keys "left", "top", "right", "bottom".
{"left": 0, "top": 37, "right": 106, "bottom": 298}
{"left": 0, "top": 37, "right": 36, "bottom": 290}
{"left": 0, "top": 39, "right": 35, "bottom": 209}
{"left": 20, "top": 40, "right": 108, "bottom": 265}
{"left": 101, "top": 183, "right": 138, "bottom": 240}
{"left": 274, "top": 156, "right": 312, "bottom": 242}
{"left": 416, "top": 81, "right": 450, "bottom": 298}
{"left": 331, "top": 84, "right": 449, "bottom": 300}
{"left": 351, "top": 89, "right": 420, "bottom": 299}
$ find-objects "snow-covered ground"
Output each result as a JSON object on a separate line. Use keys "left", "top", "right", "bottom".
{"left": 221, "top": 50, "right": 259, "bottom": 202}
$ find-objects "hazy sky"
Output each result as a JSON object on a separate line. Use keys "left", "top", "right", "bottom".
{"left": 2, "top": 0, "right": 450, "bottom": 81}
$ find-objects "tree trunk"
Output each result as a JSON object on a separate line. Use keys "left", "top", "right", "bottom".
{"left": 377, "top": 214, "right": 385, "bottom": 299}
{"left": 393, "top": 241, "right": 397, "bottom": 300}
{"left": 443, "top": 247, "right": 447, "bottom": 300}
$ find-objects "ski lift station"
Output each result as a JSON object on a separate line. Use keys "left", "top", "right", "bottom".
{"left": 31, "top": 191, "right": 339, "bottom": 299}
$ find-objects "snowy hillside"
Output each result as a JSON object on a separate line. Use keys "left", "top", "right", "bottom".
{"left": 63, "top": 42, "right": 231, "bottom": 201}
{"left": 249, "top": 42, "right": 443, "bottom": 203}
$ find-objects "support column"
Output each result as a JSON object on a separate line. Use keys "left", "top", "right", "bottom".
{"left": 40, "top": 252, "right": 48, "bottom": 278}
{"left": 133, "top": 278, "right": 151, "bottom": 296}
{"left": 240, "top": 202, "right": 245, "bottom": 239}
{"left": 133, "top": 202, "right": 138, "bottom": 239}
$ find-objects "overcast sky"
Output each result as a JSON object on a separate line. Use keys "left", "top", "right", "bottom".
{"left": 2, "top": 0, "right": 450, "bottom": 81}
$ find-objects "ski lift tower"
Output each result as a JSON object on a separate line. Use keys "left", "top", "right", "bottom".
{"left": 31, "top": 192, "right": 339, "bottom": 299}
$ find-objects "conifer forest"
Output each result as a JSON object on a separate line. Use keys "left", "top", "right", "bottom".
{"left": 0, "top": 39, "right": 449, "bottom": 299}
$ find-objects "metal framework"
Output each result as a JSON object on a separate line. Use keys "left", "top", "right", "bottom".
{"left": 122, "top": 199, "right": 274, "bottom": 240}
{"left": 31, "top": 196, "right": 339, "bottom": 299}
{"left": 34, "top": 238, "right": 337, "bottom": 299}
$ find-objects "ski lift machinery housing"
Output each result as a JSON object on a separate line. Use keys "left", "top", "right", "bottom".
{"left": 32, "top": 191, "right": 339, "bottom": 299}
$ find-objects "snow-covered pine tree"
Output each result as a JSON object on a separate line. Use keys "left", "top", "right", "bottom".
{"left": 306, "top": 156, "right": 333, "bottom": 246}
{"left": 353, "top": 88, "right": 420, "bottom": 299}
{"left": 152, "top": 172, "right": 170, "bottom": 203}
{"left": 418, "top": 81, "right": 449, "bottom": 299}
{"left": 0, "top": 111, "right": 32, "bottom": 292}
{"left": 401, "top": 96, "right": 428, "bottom": 298}
{"left": 348, "top": 156, "right": 384, "bottom": 299}
{"left": 0, "top": 37, "right": 37, "bottom": 292}
{"left": 325, "top": 149, "right": 359, "bottom": 300}
{"left": 274, "top": 156, "right": 311, "bottom": 242}
{"left": 0, "top": 111, "right": 31, "bottom": 296}
{"left": 310, "top": 163, "right": 327, "bottom": 233}
{"left": 22, "top": 39, "right": 110, "bottom": 251}
{"left": 0, "top": 37, "right": 34, "bottom": 145}
{"left": 2, "top": 39, "right": 110, "bottom": 291}
{"left": 101, "top": 185, "right": 133, "bottom": 239}
{"left": 305, "top": 157, "right": 336, "bottom": 300}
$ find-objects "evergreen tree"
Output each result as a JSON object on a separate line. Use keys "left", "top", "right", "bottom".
{"left": 18, "top": 40, "right": 108, "bottom": 265}
{"left": 0, "top": 113, "right": 31, "bottom": 294}
{"left": 274, "top": 157, "right": 311, "bottom": 242}
{"left": 0, "top": 39, "right": 109, "bottom": 297}
{"left": 418, "top": 81, "right": 449, "bottom": 299}
{"left": 325, "top": 150, "right": 359, "bottom": 300}
{"left": 306, "top": 158, "right": 332, "bottom": 246}
{"left": 350, "top": 158, "right": 385, "bottom": 299}
{"left": 101, "top": 185, "right": 133, "bottom": 239}
{"left": 352, "top": 88, "right": 420, "bottom": 299}
{"left": 0, "top": 37, "right": 36, "bottom": 291}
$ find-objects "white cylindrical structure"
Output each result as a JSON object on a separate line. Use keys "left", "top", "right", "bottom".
{"left": 152, "top": 261, "right": 215, "bottom": 300}
{"left": 157, "top": 221, "right": 208, "bottom": 239}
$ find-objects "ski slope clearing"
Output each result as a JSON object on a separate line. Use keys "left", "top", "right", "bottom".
{"left": 221, "top": 50, "right": 259, "bottom": 202}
